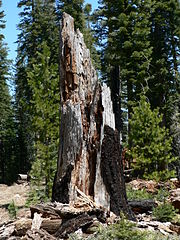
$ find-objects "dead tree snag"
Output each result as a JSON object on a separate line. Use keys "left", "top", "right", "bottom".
{"left": 52, "top": 13, "right": 134, "bottom": 220}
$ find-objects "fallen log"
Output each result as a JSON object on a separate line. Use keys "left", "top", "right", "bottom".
{"left": 30, "top": 201, "right": 109, "bottom": 223}
{"left": 14, "top": 214, "right": 62, "bottom": 237}
{"left": 17, "top": 174, "right": 30, "bottom": 184}
{"left": 54, "top": 213, "right": 93, "bottom": 238}
{"left": 30, "top": 204, "right": 61, "bottom": 219}
{"left": 128, "top": 200, "right": 157, "bottom": 213}
{"left": 41, "top": 219, "right": 62, "bottom": 234}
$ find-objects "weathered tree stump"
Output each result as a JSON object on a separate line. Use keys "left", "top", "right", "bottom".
{"left": 53, "top": 13, "right": 134, "bottom": 220}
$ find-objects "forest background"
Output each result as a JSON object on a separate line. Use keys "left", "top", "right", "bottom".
{"left": 0, "top": 0, "right": 179, "bottom": 201}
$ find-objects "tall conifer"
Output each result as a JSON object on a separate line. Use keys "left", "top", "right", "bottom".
{"left": 148, "top": 0, "right": 180, "bottom": 127}
{"left": 15, "top": 0, "right": 59, "bottom": 195}
{"left": 0, "top": 0, "right": 17, "bottom": 183}
{"left": 95, "top": 0, "right": 152, "bottom": 142}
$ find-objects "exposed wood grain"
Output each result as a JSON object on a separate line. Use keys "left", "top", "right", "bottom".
{"left": 52, "top": 12, "right": 133, "bottom": 219}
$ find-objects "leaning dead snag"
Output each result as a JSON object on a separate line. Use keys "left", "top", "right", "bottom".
{"left": 53, "top": 12, "right": 134, "bottom": 220}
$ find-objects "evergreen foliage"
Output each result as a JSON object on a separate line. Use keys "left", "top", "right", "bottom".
{"left": 95, "top": 0, "right": 180, "bottom": 147}
{"left": 153, "top": 203, "right": 177, "bottom": 222}
{"left": 89, "top": 215, "right": 146, "bottom": 240}
{"left": 94, "top": 0, "right": 153, "bottom": 141}
{"left": 15, "top": 0, "right": 59, "bottom": 186}
{"left": 1, "top": 0, "right": 179, "bottom": 197}
{"left": 126, "top": 186, "right": 153, "bottom": 201}
{"left": 169, "top": 94, "right": 180, "bottom": 173}
{"left": 0, "top": 0, "right": 17, "bottom": 184}
{"left": 148, "top": 0, "right": 180, "bottom": 127}
{"left": 27, "top": 42, "right": 59, "bottom": 197}
{"left": 126, "top": 186, "right": 170, "bottom": 202}
{"left": 128, "top": 95, "right": 176, "bottom": 180}
{"left": 8, "top": 200, "right": 18, "bottom": 219}
{"left": 69, "top": 214, "right": 180, "bottom": 240}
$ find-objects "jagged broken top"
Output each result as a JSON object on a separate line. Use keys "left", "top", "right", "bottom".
{"left": 60, "top": 12, "right": 98, "bottom": 103}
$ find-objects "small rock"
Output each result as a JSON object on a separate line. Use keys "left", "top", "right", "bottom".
{"left": 31, "top": 213, "right": 42, "bottom": 231}
{"left": 169, "top": 188, "right": 180, "bottom": 212}
{"left": 74, "top": 228, "right": 83, "bottom": 235}
{"left": 0, "top": 224, "right": 15, "bottom": 239}
{"left": 158, "top": 224, "right": 173, "bottom": 234}
{"left": 145, "top": 221, "right": 159, "bottom": 228}
{"left": 147, "top": 226, "right": 155, "bottom": 231}
{"left": 159, "top": 228, "right": 168, "bottom": 235}
{"left": 137, "top": 222, "right": 148, "bottom": 228}
{"left": 170, "top": 223, "right": 180, "bottom": 235}
{"left": 14, "top": 218, "right": 32, "bottom": 236}
{"left": 106, "top": 211, "right": 117, "bottom": 224}
{"left": 85, "top": 220, "right": 101, "bottom": 234}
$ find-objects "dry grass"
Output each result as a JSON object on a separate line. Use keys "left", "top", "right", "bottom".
{"left": 0, "top": 183, "right": 30, "bottom": 224}
{"left": 0, "top": 183, "right": 30, "bottom": 207}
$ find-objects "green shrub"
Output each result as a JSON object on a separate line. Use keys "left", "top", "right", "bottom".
{"left": 142, "top": 231, "right": 179, "bottom": 240}
{"left": 145, "top": 170, "right": 176, "bottom": 182}
{"left": 68, "top": 216, "right": 180, "bottom": 240}
{"left": 155, "top": 188, "right": 170, "bottom": 202}
{"left": 172, "top": 214, "right": 180, "bottom": 225}
{"left": 88, "top": 215, "right": 147, "bottom": 240}
{"left": 126, "top": 186, "right": 172, "bottom": 204}
{"left": 126, "top": 186, "right": 153, "bottom": 200}
{"left": 152, "top": 203, "right": 177, "bottom": 222}
{"left": 8, "top": 200, "right": 18, "bottom": 219}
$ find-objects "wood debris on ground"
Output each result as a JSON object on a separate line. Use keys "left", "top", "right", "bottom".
{"left": 0, "top": 185, "right": 180, "bottom": 239}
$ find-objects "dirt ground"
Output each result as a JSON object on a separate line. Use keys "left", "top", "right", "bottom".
{"left": 0, "top": 183, "right": 30, "bottom": 225}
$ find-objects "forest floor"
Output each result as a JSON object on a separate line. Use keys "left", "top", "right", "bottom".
{"left": 0, "top": 183, "right": 30, "bottom": 225}
{"left": 0, "top": 180, "right": 180, "bottom": 239}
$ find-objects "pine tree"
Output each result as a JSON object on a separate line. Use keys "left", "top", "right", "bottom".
{"left": 15, "top": 0, "right": 37, "bottom": 174}
{"left": 128, "top": 95, "right": 176, "bottom": 181}
{"left": 27, "top": 42, "right": 59, "bottom": 197}
{"left": 170, "top": 94, "right": 180, "bottom": 172}
{"left": 95, "top": 0, "right": 152, "bottom": 142}
{"left": 15, "top": 0, "right": 59, "bottom": 176}
{"left": 148, "top": 0, "right": 180, "bottom": 127}
{"left": 0, "top": 0, "right": 17, "bottom": 183}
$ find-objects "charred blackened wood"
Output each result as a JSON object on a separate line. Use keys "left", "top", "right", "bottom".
{"left": 128, "top": 200, "right": 157, "bottom": 213}
{"left": 52, "top": 164, "right": 73, "bottom": 204}
{"left": 54, "top": 213, "right": 93, "bottom": 238}
{"left": 30, "top": 204, "right": 61, "bottom": 219}
{"left": 101, "top": 125, "right": 134, "bottom": 219}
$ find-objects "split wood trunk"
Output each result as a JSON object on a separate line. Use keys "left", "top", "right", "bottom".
{"left": 53, "top": 13, "right": 133, "bottom": 220}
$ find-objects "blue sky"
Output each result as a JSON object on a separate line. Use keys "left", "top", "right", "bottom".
{"left": 2, "top": 0, "right": 20, "bottom": 62}
{"left": 2, "top": 0, "right": 98, "bottom": 62}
